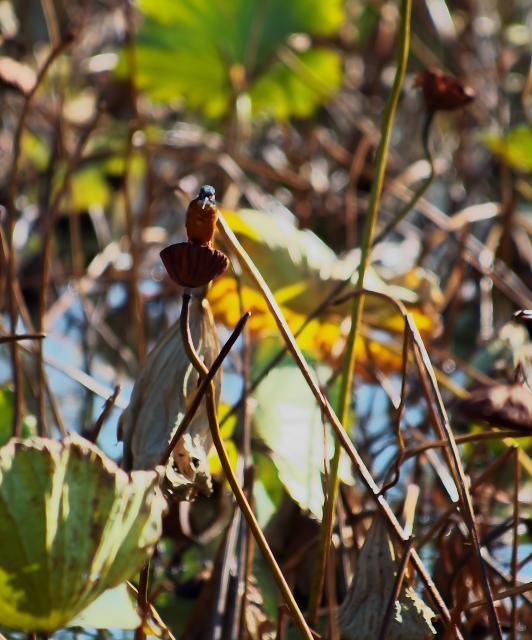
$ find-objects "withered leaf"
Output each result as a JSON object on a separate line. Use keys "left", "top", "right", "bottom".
{"left": 457, "top": 383, "right": 532, "bottom": 431}
{"left": 338, "top": 516, "right": 436, "bottom": 639}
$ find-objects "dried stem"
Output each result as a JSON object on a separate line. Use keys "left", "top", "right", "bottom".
{"left": 403, "top": 430, "right": 528, "bottom": 461}
{"left": 85, "top": 385, "right": 121, "bottom": 444}
{"left": 36, "top": 108, "right": 100, "bottom": 434}
{"left": 216, "top": 216, "right": 458, "bottom": 635}
{"left": 123, "top": 0, "right": 146, "bottom": 362}
{"left": 334, "top": 287, "right": 502, "bottom": 637}
{"left": 380, "top": 327, "right": 409, "bottom": 494}
{"left": 6, "top": 33, "right": 73, "bottom": 435}
{"left": 158, "top": 308, "right": 250, "bottom": 467}
{"left": 179, "top": 294, "right": 314, "bottom": 639}
{"left": 0, "top": 333, "right": 45, "bottom": 344}
{"left": 465, "top": 582, "right": 532, "bottom": 612}
{"left": 511, "top": 448, "right": 520, "bottom": 638}
{"left": 135, "top": 560, "right": 150, "bottom": 640}
{"left": 418, "top": 445, "right": 516, "bottom": 549}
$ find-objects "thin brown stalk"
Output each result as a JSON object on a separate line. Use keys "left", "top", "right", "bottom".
{"left": 127, "top": 580, "right": 176, "bottom": 640}
{"left": 85, "top": 385, "right": 121, "bottom": 444}
{"left": 483, "top": 554, "right": 532, "bottom": 610}
{"left": 0, "top": 333, "right": 45, "bottom": 344}
{"left": 179, "top": 294, "right": 314, "bottom": 640}
{"left": 158, "top": 309, "right": 251, "bottom": 467}
{"left": 380, "top": 327, "right": 409, "bottom": 494}
{"left": 232, "top": 268, "right": 254, "bottom": 640}
{"left": 335, "top": 287, "right": 503, "bottom": 637}
{"left": 410, "top": 342, "right": 502, "bottom": 637}
{"left": 123, "top": 0, "right": 146, "bottom": 362}
{"left": 6, "top": 33, "right": 73, "bottom": 435}
{"left": 417, "top": 446, "right": 516, "bottom": 549}
{"left": 344, "top": 136, "right": 371, "bottom": 249}
{"left": 217, "top": 215, "right": 459, "bottom": 636}
{"left": 377, "top": 537, "right": 415, "bottom": 640}
{"left": 404, "top": 430, "right": 528, "bottom": 461}
{"left": 465, "top": 582, "right": 532, "bottom": 612}
{"left": 135, "top": 560, "right": 150, "bottom": 640}
{"left": 511, "top": 448, "right": 520, "bottom": 638}
{"left": 36, "top": 108, "right": 100, "bottom": 434}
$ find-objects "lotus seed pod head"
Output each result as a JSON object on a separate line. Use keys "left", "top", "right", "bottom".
{"left": 160, "top": 242, "right": 229, "bottom": 289}
{"left": 414, "top": 68, "right": 475, "bottom": 112}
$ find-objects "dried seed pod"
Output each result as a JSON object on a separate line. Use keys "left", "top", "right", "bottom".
{"left": 119, "top": 296, "right": 220, "bottom": 498}
{"left": 0, "top": 434, "right": 166, "bottom": 632}
{"left": 414, "top": 68, "right": 475, "bottom": 112}
{"left": 160, "top": 242, "right": 229, "bottom": 289}
{"left": 457, "top": 383, "right": 532, "bottom": 431}
{"left": 186, "top": 184, "right": 219, "bottom": 245}
{"left": 338, "top": 516, "right": 436, "bottom": 639}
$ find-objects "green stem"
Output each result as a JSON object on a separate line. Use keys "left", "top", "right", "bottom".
{"left": 372, "top": 111, "right": 435, "bottom": 246}
{"left": 180, "top": 294, "right": 314, "bottom": 640}
{"left": 307, "top": 0, "right": 413, "bottom": 623}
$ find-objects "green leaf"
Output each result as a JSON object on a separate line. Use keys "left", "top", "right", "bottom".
{"left": 66, "top": 583, "right": 140, "bottom": 629}
{"left": 252, "top": 365, "right": 354, "bottom": 519}
{"left": 0, "top": 387, "right": 37, "bottom": 446}
{"left": 0, "top": 434, "right": 166, "bottom": 632}
{"left": 481, "top": 124, "right": 532, "bottom": 172}
{"left": 250, "top": 48, "right": 342, "bottom": 119}
{"left": 70, "top": 166, "right": 111, "bottom": 212}
{"left": 129, "top": 0, "right": 344, "bottom": 119}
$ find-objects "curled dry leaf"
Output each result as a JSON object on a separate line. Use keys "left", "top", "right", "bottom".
{"left": 242, "top": 576, "right": 276, "bottom": 640}
{"left": 457, "top": 383, "right": 532, "bottom": 431}
{"left": 119, "top": 295, "right": 220, "bottom": 498}
{"left": 0, "top": 434, "right": 166, "bottom": 632}
{"left": 338, "top": 517, "right": 436, "bottom": 640}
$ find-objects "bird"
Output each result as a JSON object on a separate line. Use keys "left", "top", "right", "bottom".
{"left": 185, "top": 185, "right": 218, "bottom": 245}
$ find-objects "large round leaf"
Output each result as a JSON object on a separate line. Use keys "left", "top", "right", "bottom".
{"left": 130, "top": 0, "right": 344, "bottom": 119}
{"left": 0, "top": 434, "right": 166, "bottom": 632}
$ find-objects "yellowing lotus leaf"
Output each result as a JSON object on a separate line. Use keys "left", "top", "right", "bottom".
{"left": 0, "top": 434, "right": 166, "bottom": 632}
{"left": 209, "top": 209, "right": 442, "bottom": 374}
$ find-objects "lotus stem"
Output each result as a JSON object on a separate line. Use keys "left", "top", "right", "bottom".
{"left": 159, "top": 307, "right": 250, "bottom": 467}
{"left": 180, "top": 294, "right": 314, "bottom": 640}
{"left": 372, "top": 111, "right": 435, "bottom": 246}
{"left": 308, "top": 0, "right": 413, "bottom": 622}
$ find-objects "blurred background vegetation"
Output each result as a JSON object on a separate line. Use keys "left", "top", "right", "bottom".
{"left": 0, "top": 0, "right": 531, "bottom": 638}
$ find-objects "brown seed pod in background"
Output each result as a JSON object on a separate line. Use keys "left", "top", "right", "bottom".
{"left": 414, "top": 68, "right": 475, "bottom": 112}
{"left": 160, "top": 242, "right": 229, "bottom": 289}
{"left": 457, "top": 383, "right": 532, "bottom": 432}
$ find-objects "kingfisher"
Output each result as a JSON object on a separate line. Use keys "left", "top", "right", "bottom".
{"left": 186, "top": 185, "right": 218, "bottom": 245}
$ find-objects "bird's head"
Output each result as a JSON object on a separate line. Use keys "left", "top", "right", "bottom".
{"left": 197, "top": 185, "right": 216, "bottom": 209}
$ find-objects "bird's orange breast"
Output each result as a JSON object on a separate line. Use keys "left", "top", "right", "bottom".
{"left": 186, "top": 200, "right": 218, "bottom": 245}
